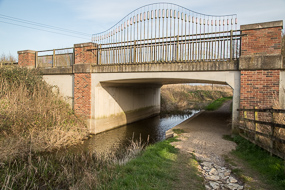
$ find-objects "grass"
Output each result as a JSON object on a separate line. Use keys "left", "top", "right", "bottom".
{"left": 98, "top": 137, "right": 204, "bottom": 190}
{"left": 205, "top": 97, "right": 232, "bottom": 111}
{"left": 0, "top": 137, "right": 147, "bottom": 189}
{"left": 172, "top": 129, "right": 185, "bottom": 134}
{"left": 0, "top": 137, "right": 205, "bottom": 189}
{"left": 225, "top": 135, "right": 285, "bottom": 189}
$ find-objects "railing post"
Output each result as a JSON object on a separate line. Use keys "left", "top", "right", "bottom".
{"left": 230, "top": 30, "right": 233, "bottom": 60}
{"left": 243, "top": 106, "right": 247, "bottom": 136}
{"left": 99, "top": 45, "right": 102, "bottom": 65}
{"left": 176, "top": 35, "right": 179, "bottom": 61}
{"left": 35, "top": 51, "right": 38, "bottom": 68}
{"left": 73, "top": 47, "right": 75, "bottom": 65}
{"left": 254, "top": 106, "right": 258, "bottom": 143}
{"left": 134, "top": 41, "right": 137, "bottom": 63}
{"left": 270, "top": 109, "right": 275, "bottom": 156}
{"left": 52, "top": 49, "right": 55, "bottom": 67}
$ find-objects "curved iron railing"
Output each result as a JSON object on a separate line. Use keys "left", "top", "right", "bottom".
{"left": 91, "top": 3, "right": 239, "bottom": 64}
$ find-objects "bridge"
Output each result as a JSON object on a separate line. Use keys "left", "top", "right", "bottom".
{"left": 17, "top": 3, "right": 284, "bottom": 134}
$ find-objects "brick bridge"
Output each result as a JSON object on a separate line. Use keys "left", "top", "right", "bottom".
{"left": 18, "top": 6, "right": 283, "bottom": 134}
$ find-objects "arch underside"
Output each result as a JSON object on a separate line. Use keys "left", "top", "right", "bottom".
{"left": 90, "top": 71, "right": 240, "bottom": 134}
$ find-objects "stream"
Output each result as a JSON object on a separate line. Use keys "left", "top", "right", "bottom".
{"left": 72, "top": 110, "right": 200, "bottom": 154}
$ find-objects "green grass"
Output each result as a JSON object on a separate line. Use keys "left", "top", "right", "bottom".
{"left": 99, "top": 138, "right": 179, "bottom": 190}
{"left": 172, "top": 129, "right": 185, "bottom": 134}
{"left": 230, "top": 135, "right": 285, "bottom": 189}
{"left": 99, "top": 137, "right": 204, "bottom": 190}
{"left": 205, "top": 97, "right": 232, "bottom": 111}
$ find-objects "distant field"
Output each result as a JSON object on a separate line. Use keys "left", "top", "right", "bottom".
{"left": 161, "top": 84, "right": 233, "bottom": 113}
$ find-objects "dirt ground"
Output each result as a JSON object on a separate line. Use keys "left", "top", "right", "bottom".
{"left": 168, "top": 101, "right": 274, "bottom": 190}
{"left": 170, "top": 101, "right": 236, "bottom": 166}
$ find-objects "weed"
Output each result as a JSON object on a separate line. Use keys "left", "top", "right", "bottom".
{"left": 172, "top": 129, "right": 185, "bottom": 134}
{"left": 205, "top": 97, "right": 232, "bottom": 111}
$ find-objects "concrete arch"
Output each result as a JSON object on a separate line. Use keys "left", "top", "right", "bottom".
{"left": 90, "top": 71, "right": 240, "bottom": 134}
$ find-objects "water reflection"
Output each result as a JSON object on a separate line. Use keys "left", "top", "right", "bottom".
{"left": 75, "top": 110, "right": 199, "bottom": 154}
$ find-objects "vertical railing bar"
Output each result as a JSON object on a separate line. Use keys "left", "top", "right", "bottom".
{"left": 35, "top": 51, "right": 38, "bottom": 68}
{"left": 230, "top": 30, "right": 233, "bottom": 60}
{"left": 52, "top": 49, "right": 55, "bottom": 67}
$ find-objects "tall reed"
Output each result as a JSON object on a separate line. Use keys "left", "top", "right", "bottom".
{"left": 0, "top": 66, "right": 88, "bottom": 161}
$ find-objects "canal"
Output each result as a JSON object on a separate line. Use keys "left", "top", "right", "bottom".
{"left": 73, "top": 110, "right": 200, "bottom": 154}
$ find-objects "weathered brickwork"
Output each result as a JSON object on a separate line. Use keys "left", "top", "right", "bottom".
{"left": 240, "top": 70, "right": 280, "bottom": 108}
{"left": 74, "top": 42, "right": 97, "bottom": 64}
{"left": 241, "top": 26, "right": 282, "bottom": 56}
{"left": 17, "top": 50, "right": 36, "bottom": 67}
{"left": 74, "top": 73, "right": 91, "bottom": 119}
{"left": 240, "top": 21, "right": 283, "bottom": 109}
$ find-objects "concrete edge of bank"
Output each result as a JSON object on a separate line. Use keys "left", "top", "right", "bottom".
{"left": 165, "top": 110, "right": 205, "bottom": 139}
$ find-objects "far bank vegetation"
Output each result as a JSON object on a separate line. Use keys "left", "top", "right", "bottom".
{"left": 161, "top": 84, "right": 233, "bottom": 113}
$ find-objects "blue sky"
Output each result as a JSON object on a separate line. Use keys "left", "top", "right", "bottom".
{"left": 0, "top": 0, "right": 284, "bottom": 59}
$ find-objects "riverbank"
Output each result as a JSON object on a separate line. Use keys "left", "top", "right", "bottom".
{"left": 160, "top": 84, "right": 233, "bottom": 114}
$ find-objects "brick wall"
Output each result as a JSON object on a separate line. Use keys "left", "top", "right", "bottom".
{"left": 240, "top": 21, "right": 283, "bottom": 109}
{"left": 74, "top": 73, "right": 91, "bottom": 119}
{"left": 241, "top": 26, "right": 282, "bottom": 56}
{"left": 74, "top": 42, "right": 97, "bottom": 64}
{"left": 17, "top": 50, "right": 36, "bottom": 67}
{"left": 240, "top": 70, "right": 280, "bottom": 108}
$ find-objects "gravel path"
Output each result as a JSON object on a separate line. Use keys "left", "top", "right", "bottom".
{"left": 169, "top": 100, "right": 236, "bottom": 165}
{"left": 168, "top": 101, "right": 244, "bottom": 189}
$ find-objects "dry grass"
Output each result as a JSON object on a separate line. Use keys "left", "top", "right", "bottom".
{"left": 161, "top": 84, "right": 233, "bottom": 113}
{"left": 0, "top": 66, "right": 88, "bottom": 161}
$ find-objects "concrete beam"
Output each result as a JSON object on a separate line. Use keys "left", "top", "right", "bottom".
{"left": 91, "top": 61, "right": 239, "bottom": 73}
{"left": 239, "top": 55, "right": 283, "bottom": 70}
{"left": 241, "top": 20, "right": 283, "bottom": 30}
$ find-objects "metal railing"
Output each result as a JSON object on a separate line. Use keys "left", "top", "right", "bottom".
{"left": 238, "top": 108, "right": 285, "bottom": 159}
{"left": 97, "top": 30, "right": 240, "bottom": 64}
{"left": 36, "top": 47, "right": 74, "bottom": 68}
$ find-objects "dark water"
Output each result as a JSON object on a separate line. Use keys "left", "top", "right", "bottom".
{"left": 74, "top": 110, "right": 199, "bottom": 154}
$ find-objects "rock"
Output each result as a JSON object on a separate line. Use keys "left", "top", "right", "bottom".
{"left": 227, "top": 183, "right": 243, "bottom": 190}
{"left": 206, "top": 175, "right": 220, "bottom": 181}
{"left": 229, "top": 176, "right": 238, "bottom": 183}
{"left": 201, "top": 162, "right": 212, "bottom": 168}
{"left": 224, "top": 171, "right": 231, "bottom": 177}
{"left": 209, "top": 168, "right": 218, "bottom": 175}
{"left": 205, "top": 185, "right": 211, "bottom": 190}
{"left": 199, "top": 160, "right": 244, "bottom": 190}
{"left": 209, "top": 181, "right": 220, "bottom": 189}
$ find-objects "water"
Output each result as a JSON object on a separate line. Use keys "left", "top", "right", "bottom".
{"left": 74, "top": 110, "right": 199, "bottom": 154}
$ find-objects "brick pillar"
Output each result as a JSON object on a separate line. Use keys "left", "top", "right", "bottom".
{"left": 73, "top": 42, "right": 96, "bottom": 121}
{"left": 17, "top": 50, "right": 36, "bottom": 68}
{"left": 74, "top": 73, "right": 91, "bottom": 119}
{"left": 239, "top": 20, "right": 283, "bottom": 109}
{"left": 74, "top": 42, "right": 97, "bottom": 64}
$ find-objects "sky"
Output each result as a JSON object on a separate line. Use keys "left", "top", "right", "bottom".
{"left": 0, "top": 0, "right": 284, "bottom": 59}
